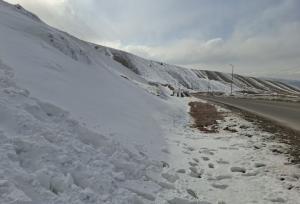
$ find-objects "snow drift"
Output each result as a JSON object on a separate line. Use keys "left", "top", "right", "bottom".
{"left": 0, "top": 1, "right": 173, "bottom": 203}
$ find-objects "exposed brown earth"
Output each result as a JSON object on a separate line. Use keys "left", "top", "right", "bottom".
{"left": 188, "top": 101, "right": 224, "bottom": 133}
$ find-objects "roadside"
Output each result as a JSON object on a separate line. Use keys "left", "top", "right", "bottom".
{"left": 195, "top": 95, "right": 300, "bottom": 164}
{"left": 242, "top": 111, "right": 300, "bottom": 164}
{"left": 155, "top": 97, "right": 300, "bottom": 203}
{"left": 229, "top": 94, "right": 300, "bottom": 103}
{"left": 188, "top": 101, "right": 223, "bottom": 133}
{"left": 194, "top": 95, "right": 300, "bottom": 132}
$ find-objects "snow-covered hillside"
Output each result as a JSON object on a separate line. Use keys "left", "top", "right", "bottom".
{"left": 108, "top": 48, "right": 300, "bottom": 95}
{"left": 0, "top": 0, "right": 172, "bottom": 154}
{"left": 0, "top": 1, "right": 300, "bottom": 203}
{"left": 278, "top": 79, "right": 300, "bottom": 89}
{"left": 0, "top": 1, "right": 176, "bottom": 203}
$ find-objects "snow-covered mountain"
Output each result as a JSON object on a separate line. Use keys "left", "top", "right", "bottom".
{"left": 1, "top": 1, "right": 300, "bottom": 203}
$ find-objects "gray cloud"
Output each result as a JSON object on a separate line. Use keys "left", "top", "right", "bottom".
{"left": 5, "top": 0, "right": 300, "bottom": 79}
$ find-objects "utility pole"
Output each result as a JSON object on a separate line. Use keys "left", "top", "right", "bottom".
{"left": 207, "top": 76, "right": 210, "bottom": 95}
{"left": 230, "top": 64, "right": 234, "bottom": 95}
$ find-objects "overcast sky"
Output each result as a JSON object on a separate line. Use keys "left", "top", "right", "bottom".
{"left": 6, "top": 0, "right": 300, "bottom": 79}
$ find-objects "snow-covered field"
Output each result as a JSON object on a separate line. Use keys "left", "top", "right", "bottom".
{"left": 0, "top": 1, "right": 300, "bottom": 203}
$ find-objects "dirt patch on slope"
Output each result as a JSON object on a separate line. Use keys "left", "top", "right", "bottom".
{"left": 189, "top": 101, "right": 224, "bottom": 133}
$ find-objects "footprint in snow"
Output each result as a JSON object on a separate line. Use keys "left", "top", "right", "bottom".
{"left": 208, "top": 163, "right": 214, "bottom": 168}
{"left": 189, "top": 167, "right": 203, "bottom": 178}
{"left": 242, "top": 171, "right": 259, "bottom": 177}
{"left": 161, "top": 172, "right": 179, "bottom": 183}
{"left": 189, "top": 161, "right": 198, "bottom": 167}
{"left": 215, "top": 175, "right": 232, "bottom": 180}
{"left": 207, "top": 174, "right": 232, "bottom": 181}
{"left": 161, "top": 148, "right": 170, "bottom": 154}
{"left": 193, "top": 158, "right": 199, "bottom": 163}
{"left": 186, "top": 189, "right": 198, "bottom": 199}
{"left": 161, "top": 161, "right": 169, "bottom": 168}
{"left": 202, "top": 156, "right": 210, "bottom": 161}
{"left": 182, "top": 150, "right": 191, "bottom": 155}
{"left": 254, "top": 163, "right": 266, "bottom": 168}
{"left": 199, "top": 149, "right": 215, "bottom": 155}
{"left": 177, "top": 169, "right": 186, "bottom": 174}
{"left": 269, "top": 197, "right": 286, "bottom": 203}
{"left": 189, "top": 167, "right": 198, "bottom": 174}
{"left": 211, "top": 183, "right": 229, "bottom": 190}
{"left": 216, "top": 159, "right": 230, "bottom": 165}
{"left": 168, "top": 197, "right": 212, "bottom": 204}
{"left": 228, "top": 147, "right": 239, "bottom": 150}
{"left": 185, "top": 146, "right": 195, "bottom": 151}
{"left": 230, "top": 167, "right": 246, "bottom": 173}
{"left": 158, "top": 181, "right": 175, "bottom": 190}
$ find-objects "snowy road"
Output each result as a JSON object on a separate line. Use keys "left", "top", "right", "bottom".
{"left": 199, "top": 96, "right": 300, "bottom": 132}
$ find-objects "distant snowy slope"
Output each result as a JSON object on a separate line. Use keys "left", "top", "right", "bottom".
{"left": 108, "top": 48, "right": 300, "bottom": 94}
{"left": 277, "top": 79, "right": 300, "bottom": 89}
{"left": 109, "top": 48, "right": 234, "bottom": 93}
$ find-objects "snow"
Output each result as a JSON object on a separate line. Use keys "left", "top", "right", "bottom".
{"left": 0, "top": 1, "right": 299, "bottom": 203}
{"left": 156, "top": 99, "right": 300, "bottom": 203}
{"left": 0, "top": 3, "right": 169, "bottom": 159}
{"left": 109, "top": 49, "right": 237, "bottom": 93}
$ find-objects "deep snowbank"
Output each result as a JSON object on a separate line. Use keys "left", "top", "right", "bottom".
{"left": 0, "top": 1, "right": 171, "bottom": 157}
{"left": 0, "top": 2, "right": 175, "bottom": 203}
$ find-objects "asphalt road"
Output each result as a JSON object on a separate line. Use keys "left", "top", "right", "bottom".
{"left": 198, "top": 96, "right": 300, "bottom": 132}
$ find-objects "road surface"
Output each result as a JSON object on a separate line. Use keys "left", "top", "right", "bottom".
{"left": 198, "top": 96, "right": 300, "bottom": 132}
